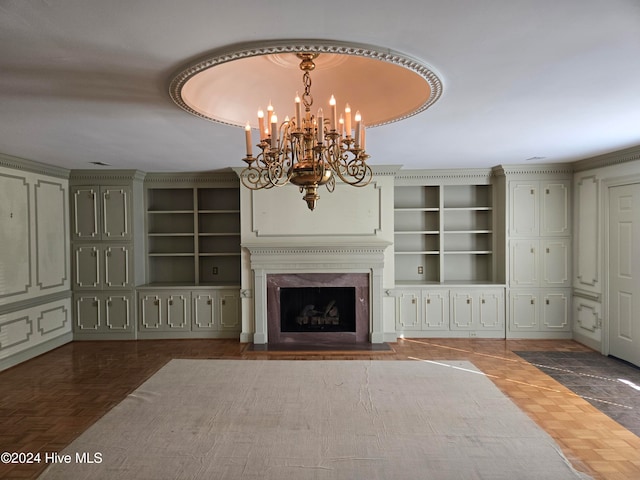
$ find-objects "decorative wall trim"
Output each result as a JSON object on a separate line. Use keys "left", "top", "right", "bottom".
{"left": 575, "top": 301, "right": 600, "bottom": 333}
{"left": 0, "top": 291, "right": 71, "bottom": 316}
{"left": 35, "top": 179, "right": 69, "bottom": 290}
{"left": 0, "top": 153, "right": 69, "bottom": 179}
{"left": 573, "top": 289, "right": 601, "bottom": 302}
{"left": 575, "top": 175, "right": 599, "bottom": 287}
{"left": 0, "top": 316, "right": 33, "bottom": 349}
{"left": 250, "top": 181, "right": 384, "bottom": 237}
{"left": 573, "top": 145, "right": 640, "bottom": 172}
{"left": 0, "top": 174, "right": 32, "bottom": 299}
{"left": 37, "top": 305, "right": 69, "bottom": 335}
{"left": 244, "top": 243, "right": 390, "bottom": 259}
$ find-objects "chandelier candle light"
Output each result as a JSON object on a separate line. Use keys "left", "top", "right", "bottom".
{"left": 240, "top": 53, "right": 373, "bottom": 211}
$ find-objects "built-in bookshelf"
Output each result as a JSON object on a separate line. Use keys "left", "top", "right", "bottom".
{"left": 146, "top": 187, "right": 240, "bottom": 285}
{"left": 394, "top": 184, "right": 494, "bottom": 284}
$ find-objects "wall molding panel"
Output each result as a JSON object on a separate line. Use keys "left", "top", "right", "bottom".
{"left": 35, "top": 179, "right": 69, "bottom": 291}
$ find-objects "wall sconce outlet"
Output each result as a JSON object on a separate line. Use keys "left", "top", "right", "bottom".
{"left": 417, "top": 266, "right": 424, "bottom": 275}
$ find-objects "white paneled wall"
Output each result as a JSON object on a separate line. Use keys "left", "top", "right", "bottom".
{"left": 0, "top": 156, "right": 71, "bottom": 370}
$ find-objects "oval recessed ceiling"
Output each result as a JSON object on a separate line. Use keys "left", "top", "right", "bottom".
{"left": 169, "top": 40, "right": 443, "bottom": 129}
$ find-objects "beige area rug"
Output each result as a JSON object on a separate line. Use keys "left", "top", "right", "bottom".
{"left": 39, "top": 360, "right": 591, "bottom": 480}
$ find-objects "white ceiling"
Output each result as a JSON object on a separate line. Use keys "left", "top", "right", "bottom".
{"left": 1, "top": 0, "right": 639, "bottom": 173}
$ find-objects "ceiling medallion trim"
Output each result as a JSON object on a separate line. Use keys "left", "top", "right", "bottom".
{"left": 169, "top": 39, "right": 443, "bottom": 128}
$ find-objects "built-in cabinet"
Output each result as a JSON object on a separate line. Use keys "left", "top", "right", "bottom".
{"left": 392, "top": 171, "right": 506, "bottom": 338}
{"left": 137, "top": 287, "right": 240, "bottom": 338}
{"left": 506, "top": 170, "right": 573, "bottom": 338}
{"left": 73, "top": 292, "right": 134, "bottom": 334}
{"left": 395, "top": 287, "right": 504, "bottom": 337}
{"left": 138, "top": 173, "right": 242, "bottom": 339}
{"left": 73, "top": 244, "right": 133, "bottom": 289}
{"left": 71, "top": 186, "right": 131, "bottom": 240}
{"left": 69, "top": 172, "right": 145, "bottom": 339}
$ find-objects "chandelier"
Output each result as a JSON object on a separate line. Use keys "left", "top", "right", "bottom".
{"left": 240, "top": 53, "right": 373, "bottom": 211}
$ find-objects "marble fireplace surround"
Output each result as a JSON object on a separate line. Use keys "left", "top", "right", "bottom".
{"left": 246, "top": 243, "right": 388, "bottom": 344}
{"left": 268, "top": 273, "right": 369, "bottom": 344}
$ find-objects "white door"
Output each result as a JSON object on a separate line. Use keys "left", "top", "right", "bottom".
{"left": 609, "top": 183, "right": 640, "bottom": 366}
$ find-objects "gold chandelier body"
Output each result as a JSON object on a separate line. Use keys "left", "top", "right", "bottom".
{"left": 241, "top": 53, "right": 373, "bottom": 211}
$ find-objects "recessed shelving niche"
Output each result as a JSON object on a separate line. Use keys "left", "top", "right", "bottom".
{"left": 145, "top": 186, "right": 240, "bottom": 285}
{"left": 394, "top": 183, "right": 495, "bottom": 284}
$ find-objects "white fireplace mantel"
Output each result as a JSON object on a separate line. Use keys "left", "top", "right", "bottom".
{"left": 245, "top": 242, "right": 390, "bottom": 344}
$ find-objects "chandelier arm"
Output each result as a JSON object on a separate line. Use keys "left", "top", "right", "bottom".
{"left": 329, "top": 151, "right": 373, "bottom": 187}
{"left": 240, "top": 162, "right": 274, "bottom": 190}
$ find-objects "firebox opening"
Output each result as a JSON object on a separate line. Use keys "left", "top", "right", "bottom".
{"left": 280, "top": 287, "right": 356, "bottom": 333}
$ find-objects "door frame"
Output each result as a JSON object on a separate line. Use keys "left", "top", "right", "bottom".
{"left": 602, "top": 174, "right": 640, "bottom": 357}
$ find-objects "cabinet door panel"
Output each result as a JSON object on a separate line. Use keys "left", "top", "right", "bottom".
{"left": 75, "top": 295, "right": 100, "bottom": 331}
{"left": 542, "top": 239, "right": 570, "bottom": 287}
{"left": 510, "top": 182, "right": 538, "bottom": 236}
{"left": 74, "top": 246, "right": 100, "bottom": 289}
{"left": 166, "top": 294, "right": 190, "bottom": 330}
{"left": 541, "top": 182, "right": 570, "bottom": 236}
{"left": 72, "top": 187, "right": 99, "bottom": 240}
{"left": 102, "top": 187, "right": 130, "bottom": 240}
{"left": 424, "top": 292, "right": 448, "bottom": 330}
{"left": 479, "top": 292, "right": 504, "bottom": 330}
{"left": 509, "top": 292, "right": 538, "bottom": 331}
{"left": 140, "top": 294, "right": 162, "bottom": 330}
{"left": 450, "top": 292, "right": 474, "bottom": 329}
{"left": 105, "top": 295, "right": 132, "bottom": 331}
{"left": 542, "top": 291, "right": 570, "bottom": 331}
{"left": 104, "top": 246, "right": 131, "bottom": 288}
{"left": 396, "top": 291, "right": 422, "bottom": 330}
{"left": 219, "top": 291, "right": 240, "bottom": 330}
{"left": 510, "top": 240, "right": 538, "bottom": 286}
{"left": 193, "top": 293, "right": 215, "bottom": 330}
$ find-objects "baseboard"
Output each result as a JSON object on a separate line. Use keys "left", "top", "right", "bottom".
{"left": 0, "top": 331, "right": 73, "bottom": 372}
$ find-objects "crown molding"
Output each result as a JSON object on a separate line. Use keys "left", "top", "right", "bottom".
{"left": 372, "top": 165, "right": 403, "bottom": 176}
{"left": 69, "top": 169, "right": 146, "bottom": 183}
{"left": 572, "top": 145, "right": 640, "bottom": 172}
{"left": 144, "top": 170, "right": 239, "bottom": 186}
{"left": 394, "top": 168, "right": 494, "bottom": 185}
{"left": 495, "top": 163, "right": 574, "bottom": 177}
{"left": 0, "top": 153, "right": 69, "bottom": 179}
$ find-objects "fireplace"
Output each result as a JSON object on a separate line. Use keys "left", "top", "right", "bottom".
{"left": 267, "top": 273, "right": 369, "bottom": 344}
{"left": 243, "top": 243, "right": 389, "bottom": 344}
{"left": 280, "top": 287, "right": 356, "bottom": 333}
